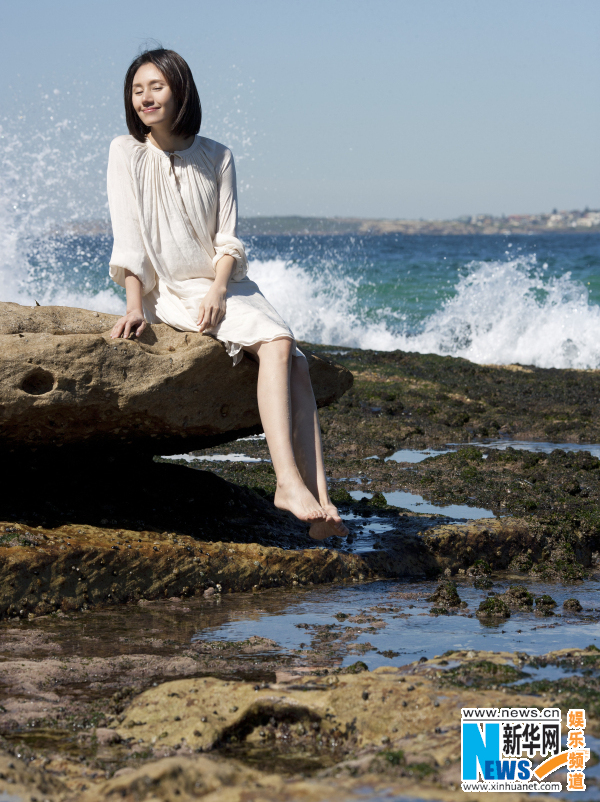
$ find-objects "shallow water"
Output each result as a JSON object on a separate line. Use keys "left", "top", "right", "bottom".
{"left": 348, "top": 489, "right": 495, "bottom": 520}
{"left": 0, "top": 793, "right": 22, "bottom": 802}
{"left": 466, "top": 440, "right": 600, "bottom": 459}
{"left": 192, "top": 577, "right": 600, "bottom": 670}
{"left": 4, "top": 576, "right": 598, "bottom": 673}
{"left": 384, "top": 449, "right": 453, "bottom": 464}
{"left": 3, "top": 571, "right": 598, "bottom": 800}
{"left": 162, "top": 452, "right": 263, "bottom": 463}
{"left": 386, "top": 440, "right": 600, "bottom": 464}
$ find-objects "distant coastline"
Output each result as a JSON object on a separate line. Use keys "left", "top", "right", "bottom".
{"left": 237, "top": 210, "right": 600, "bottom": 236}
{"left": 58, "top": 209, "right": 600, "bottom": 238}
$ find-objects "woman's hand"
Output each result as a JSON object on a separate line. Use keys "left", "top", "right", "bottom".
{"left": 110, "top": 309, "right": 146, "bottom": 339}
{"left": 197, "top": 285, "right": 227, "bottom": 333}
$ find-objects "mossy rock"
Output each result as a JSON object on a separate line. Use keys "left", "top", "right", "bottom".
{"left": 427, "top": 580, "right": 461, "bottom": 608}
{"left": 329, "top": 488, "right": 353, "bottom": 504}
{"left": 342, "top": 661, "right": 369, "bottom": 674}
{"left": 477, "top": 596, "right": 510, "bottom": 619}
{"left": 473, "top": 577, "right": 493, "bottom": 590}
{"left": 534, "top": 595, "right": 557, "bottom": 617}
{"left": 501, "top": 585, "right": 534, "bottom": 610}
{"left": 443, "top": 659, "right": 525, "bottom": 688}
{"left": 470, "top": 559, "right": 492, "bottom": 576}
{"left": 369, "top": 492, "right": 388, "bottom": 508}
{"left": 509, "top": 554, "right": 533, "bottom": 572}
{"left": 563, "top": 598, "right": 583, "bottom": 612}
{"left": 379, "top": 749, "right": 405, "bottom": 767}
{"left": 535, "top": 594, "right": 557, "bottom": 608}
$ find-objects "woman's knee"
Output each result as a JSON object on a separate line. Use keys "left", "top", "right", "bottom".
{"left": 251, "top": 337, "right": 293, "bottom": 363}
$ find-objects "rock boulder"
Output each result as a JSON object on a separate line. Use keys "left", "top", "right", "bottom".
{"left": 0, "top": 302, "right": 352, "bottom": 454}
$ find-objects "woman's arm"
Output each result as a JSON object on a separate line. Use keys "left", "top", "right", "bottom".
{"left": 107, "top": 139, "right": 156, "bottom": 295}
{"left": 197, "top": 254, "right": 235, "bottom": 332}
{"left": 110, "top": 271, "right": 147, "bottom": 339}
{"left": 211, "top": 148, "right": 248, "bottom": 281}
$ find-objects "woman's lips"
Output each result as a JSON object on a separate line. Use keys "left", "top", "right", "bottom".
{"left": 142, "top": 107, "right": 159, "bottom": 113}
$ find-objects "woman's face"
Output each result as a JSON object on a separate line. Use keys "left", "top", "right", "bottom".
{"left": 132, "top": 63, "right": 176, "bottom": 129}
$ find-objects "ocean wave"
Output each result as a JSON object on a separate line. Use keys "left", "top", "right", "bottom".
{"left": 250, "top": 255, "right": 600, "bottom": 370}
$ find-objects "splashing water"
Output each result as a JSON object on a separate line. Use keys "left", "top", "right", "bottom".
{"left": 0, "top": 74, "right": 257, "bottom": 313}
{"left": 248, "top": 257, "right": 407, "bottom": 352}
{"left": 250, "top": 251, "right": 600, "bottom": 370}
{"left": 400, "top": 256, "right": 600, "bottom": 369}
{"left": 2, "top": 88, "right": 600, "bottom": 370}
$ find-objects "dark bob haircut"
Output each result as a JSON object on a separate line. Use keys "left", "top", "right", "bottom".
{"left": 124, "top": 48, "right": 201, "bottom": 143}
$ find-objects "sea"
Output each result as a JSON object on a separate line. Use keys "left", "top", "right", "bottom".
{"left": 4, "top": 224, "right": 600, "bottom": 371}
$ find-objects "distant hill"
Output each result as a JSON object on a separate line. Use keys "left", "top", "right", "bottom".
{"left": 238, "top": 212, "right": 600, "bottom": 236}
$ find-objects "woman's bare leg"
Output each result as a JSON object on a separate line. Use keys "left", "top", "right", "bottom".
{"left": 289, "top": 355, "right": 349, "bottom": 540}
{"left": 243, "top": 338, "right": 326, "bottom": 523}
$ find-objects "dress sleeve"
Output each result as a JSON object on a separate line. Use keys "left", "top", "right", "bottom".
{"left": 212, "top": 147, "right": 248, "bottom": 282}
{"left": 107, "top": 138, "right": 156, "bottom": 296}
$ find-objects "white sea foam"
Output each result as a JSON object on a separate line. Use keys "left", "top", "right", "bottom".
{"left": 249, "top": 255, "right": 600, "bottom": 370}
{"left": 408, "top": 257, "right": 600, "bottom": 369}
{"left": 248, "top": 257, "right": 406, "bottom": 352}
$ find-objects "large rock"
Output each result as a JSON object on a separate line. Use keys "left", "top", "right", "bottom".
{"left": 0, "top": 302, "right": 352, "bottom": 454}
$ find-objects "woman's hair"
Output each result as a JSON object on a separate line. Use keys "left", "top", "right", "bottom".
{"left": 124, "top": 48, "right": 201, "bottom": 142}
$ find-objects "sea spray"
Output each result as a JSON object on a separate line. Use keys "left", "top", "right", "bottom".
{"left": 250, "top": 250, "right": 600, "bottom": 370}
{"left": 400, "top": 256, "right": 600, "bottom": 370}
{"left": 0, "top": 75, "right": 256, "bottom": 313}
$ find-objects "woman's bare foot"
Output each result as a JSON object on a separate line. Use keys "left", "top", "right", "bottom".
{"left": 274, "top": 479, "right": 326, "bottom": 523}
{"left": 323, "top": 502, "right": 349, "bottom": 536}
{"left": 309, "top": 502, "right": 349, "bottom": 540}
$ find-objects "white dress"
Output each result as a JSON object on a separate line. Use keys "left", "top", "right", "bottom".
{"left": 107, "top": 134, "right": 303, "bottom": 365}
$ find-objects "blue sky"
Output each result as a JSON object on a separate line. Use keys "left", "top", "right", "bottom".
{"left": 1, "top": 0, "right": 599, "bottom": 219}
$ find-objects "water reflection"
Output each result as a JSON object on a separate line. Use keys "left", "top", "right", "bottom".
{"left": 349, "top": 489, "right": 495, "bottom": 520}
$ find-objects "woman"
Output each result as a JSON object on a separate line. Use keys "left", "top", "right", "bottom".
{"left": 107, "top": 48, "right": 348, "bottom": 541}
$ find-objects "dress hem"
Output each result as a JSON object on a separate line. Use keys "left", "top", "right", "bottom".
{"left": 218, "top": 335, "right": 305, "bottom": 366}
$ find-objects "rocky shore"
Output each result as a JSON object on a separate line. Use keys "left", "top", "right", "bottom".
{"left": 2, "top": 316, "right": 600, "bottom": 800}
{"left": 1, "top": 635, "right": 598, "bottom": 800}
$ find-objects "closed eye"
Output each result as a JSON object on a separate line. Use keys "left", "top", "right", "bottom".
{"left": 133, "top": 85, "right": 165, "bottom": 94}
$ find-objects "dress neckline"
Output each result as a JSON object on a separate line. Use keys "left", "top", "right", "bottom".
{"left": 144, "top": 135, "right": 200, "bottom": 158}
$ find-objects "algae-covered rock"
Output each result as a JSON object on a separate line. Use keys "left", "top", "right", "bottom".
{"left": 441, "top": 659, "right": 527, "bottom": 688}
{"left": 426, "top": 580, "right": 461, "bottom": 608}
{"left": 534, "top": 594, "right": 558, "bottom": 617}
{"left": 418, "top": 518, "right": 538, "bottom": 575}
{"left": 0, "top": 519, "right": 379, "bottom": 620}
{"left": 476, "top": 596, "right": 510, "bottom": 619}
{"left": 509, "top": 554, "right": 533, "bottom": 572}
{"left": 564, "top": 598, "right": 583, "bottom": 612}
{"left": 500, "top": 585, "right": 534, "bottom": 610}
{"left": 469, "top": 558, "right": 492, "bottom": 576}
